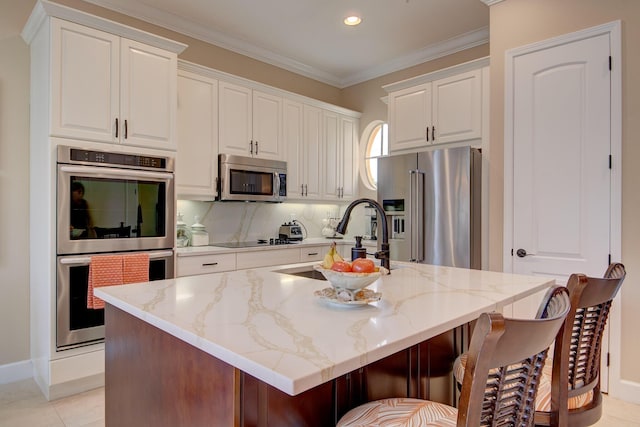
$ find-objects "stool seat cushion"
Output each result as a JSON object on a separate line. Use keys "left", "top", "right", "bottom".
{"left": 337, "top": 398, "right": 457, "bottom": 427}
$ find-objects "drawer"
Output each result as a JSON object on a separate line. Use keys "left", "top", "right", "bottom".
{"left": 236, "top": 248, "right": 300, "bottom": 269}
{"left": 300, "top": 246, "right": 327, "bottom": 262}
{"left": 177, "top": 253, "right": 237, "bottom": 277}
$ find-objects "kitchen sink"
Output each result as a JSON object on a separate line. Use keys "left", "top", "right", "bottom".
{"left": 273, "top": 266, "right": 327, "bottom": 281}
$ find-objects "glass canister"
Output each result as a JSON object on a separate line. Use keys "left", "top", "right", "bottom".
{"left": 176, "top": 212, "right": 191, "bottom": 247}
{"left": 190, "top": 215, "right": 209, "bottom": 246}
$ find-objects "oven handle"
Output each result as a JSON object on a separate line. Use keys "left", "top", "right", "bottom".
{"left": 59, "top": 165, "right": 174, "bottom": 180}
{"left": 60, "top": 250, "right": 174, "bottom": 266}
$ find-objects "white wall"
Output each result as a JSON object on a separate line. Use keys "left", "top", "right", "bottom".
{"left": 0, "top": 35, "right": 31, "bottom": 376}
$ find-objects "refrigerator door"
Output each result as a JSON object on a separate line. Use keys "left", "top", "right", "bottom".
{"left": 377, "top": 154, "right": 417, "bottom": 262}
{"left": 418, "top": 146, "right": 477, "bottom": 268}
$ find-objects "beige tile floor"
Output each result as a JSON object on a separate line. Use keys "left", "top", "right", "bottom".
{"left": 1, "top": 378, "right": 640, "bottom": 426}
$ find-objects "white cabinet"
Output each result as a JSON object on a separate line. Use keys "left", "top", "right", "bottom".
{"left": 236, "top": 248, "right": 300, "bottom": 270}
{"left": 219, "top": 81, "right": 283, "bottom": 160}
{"left": 51, "top": 18, "right": 178, "bottom": 150}
{"left": 290, "top": 104, "right": 323, "bottom": 199}
{"left": 322, "top": 111, "right": 358, "bottom": 200}
{"left": 387, "top": 68, "right": 482, "bottom": 152}
{"left": 177, "top": 252, "right": 236, "bottom": 277}
{"left": 283, "top": 100, "right": 305, "bottom": 199}
{"left": 300, "top": 246, "right": 326, "bottom": 263}
{"left": 176, "top": 69, "right": 218, "bottom": 198}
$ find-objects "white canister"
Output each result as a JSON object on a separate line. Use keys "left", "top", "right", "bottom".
{"left": 190, "top": 215, "right": 209, "bottom": 246}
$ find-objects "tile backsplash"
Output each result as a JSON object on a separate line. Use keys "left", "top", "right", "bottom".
{"left": 176, "top": 200, "right": 369, "bottom": 244}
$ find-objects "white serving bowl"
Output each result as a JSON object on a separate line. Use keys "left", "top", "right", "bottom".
{"left": 313, "top": 264, "right": 389, "bottom": 290}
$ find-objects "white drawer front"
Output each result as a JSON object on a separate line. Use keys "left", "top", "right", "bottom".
{"left": 177, "top": 253, "right": 237, "bottom": 277}
{"left": 300, "top": 246, "right": 326, "bottom": 262}
{"left": 236, "top": 248, "right": 300, "bottom": 269}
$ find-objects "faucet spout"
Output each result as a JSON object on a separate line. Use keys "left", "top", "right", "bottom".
{"left": 336, "top": 198, "right": 390, "bottom": 271}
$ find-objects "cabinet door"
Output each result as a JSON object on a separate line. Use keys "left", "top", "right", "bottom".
{"left": 303, "top": 105, "right": 323, "bottom": 199}
{"left": 388, "top": 83, "right": 431, "bottom": 153}
{"left": 176, "top": 71, "right": 218, "bottom": 198}
{"left": 432, "top": 69, "right": 482, "bottom": 144}
{"left": 120, "top": 39, "right": 177, "bottom": 150}
{"left": 252, "top": 90, "right": 282, "bottom": 160}
{"left": 340, "top": 115, "right": 358, "bottom": 200}
{"left": 283, "top": 100, "right": 304, "bottom": 199}
{"left": 323, "top": 111, "right": 340, "bottom": 200}
{"left": 219, "top": 81, "right": 252, "bottom": 156}
{"left": 51, "top": 18, "right": 119, "bottom": 143}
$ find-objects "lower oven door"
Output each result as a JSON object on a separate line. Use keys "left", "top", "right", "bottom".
{"left": 56, "top": 249, "right": 175, "bottom": 350}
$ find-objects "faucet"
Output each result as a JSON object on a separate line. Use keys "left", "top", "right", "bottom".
{"left": 335, "top": 198, "right": 390, "bottom": 271}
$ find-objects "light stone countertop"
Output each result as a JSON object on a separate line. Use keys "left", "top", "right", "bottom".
{"left": 175, "top": 237, "right": 361, "bottom": 257}
{"left": 95, "top": 261, "right": 553, "bottom": 396}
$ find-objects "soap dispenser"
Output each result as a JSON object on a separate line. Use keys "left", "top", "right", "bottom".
{"left": 351, "top": 236, "right": 366, "bottom": 261}
{"left": 190, "top": 215, "right": 209, "bottom": 247}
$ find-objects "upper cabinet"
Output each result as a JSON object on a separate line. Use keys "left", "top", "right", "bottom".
{"left": 385, "top": 59, "right": 487, "bottom": 153}
{"left": 49, "top": 18, "right": 181, "bottom": 150}
{"left": 176, "top": 68, "right": 218, "bottom": 199}
{"left": 219, "top": 81, "right": 283, "bottom": 160}
{"left": 322, "top": 111, "right": 358, "bottom": 200}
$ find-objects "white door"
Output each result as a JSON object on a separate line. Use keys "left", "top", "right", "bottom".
{"left": 505, "top": 24, "right": 621, "bottom": 392}
{"left": 120, "top": 39, "right": 177, "bottom": 150}
{"left": 252, "top": 90, "right": 282, "bottom": 160}
{"left": 219, "top": 81, "right": 252, "bottom": 156}
{"left": 388, "top": 83, "right": 431, "bottom": 152}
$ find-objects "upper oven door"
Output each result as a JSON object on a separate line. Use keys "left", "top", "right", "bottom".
{"left": 57, "top": 164, "right": 175, "bottom": 255}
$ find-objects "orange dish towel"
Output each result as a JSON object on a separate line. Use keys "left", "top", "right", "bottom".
{"left": 87, "top": 255, "right": 123, "bottom": 309}
{"left": 123, "top": 253, "right": 150, "bottom": 284}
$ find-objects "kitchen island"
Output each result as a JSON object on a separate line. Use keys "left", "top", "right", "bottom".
{"left": 95, "top": 261, "right": 554, "bottom": 426}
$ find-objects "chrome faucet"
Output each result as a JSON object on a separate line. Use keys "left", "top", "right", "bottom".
{"left": 335, "top": 198, "right": 390, "bottom": 271}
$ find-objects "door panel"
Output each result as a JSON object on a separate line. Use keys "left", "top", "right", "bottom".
{"left": 512, "top": 33, "right": 610, "bottom": 281}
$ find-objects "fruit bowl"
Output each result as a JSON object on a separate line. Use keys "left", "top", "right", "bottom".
{"left": 313, "top": 264, "right": 389, "bottom": 291}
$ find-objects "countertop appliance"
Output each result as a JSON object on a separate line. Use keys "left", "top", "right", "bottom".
{"left": 377, "top": 146, "right": 481, "bottom": 269}
{"left": 217, "top": 154, "right": 287, "bottom": 202}
{"left": 278, "top": 222, "right": 303, "bottom": 241}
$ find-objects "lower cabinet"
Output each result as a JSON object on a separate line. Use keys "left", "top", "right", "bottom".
{"left": 236, "top": 248, "right": 300, "bottom": 270}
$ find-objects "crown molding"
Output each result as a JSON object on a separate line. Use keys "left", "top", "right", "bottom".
{"left": 22, "top": 0, "right": 187, "bottom": 53}
{"left": 479, "top": 0, "right": 506, "bottom": 5}
{"left": 83, "top": 0, "right": 489, "bottom": 88}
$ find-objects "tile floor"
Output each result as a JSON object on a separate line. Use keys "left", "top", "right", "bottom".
{"left": 1, "top": 378, "right": 640, "bottom": 426}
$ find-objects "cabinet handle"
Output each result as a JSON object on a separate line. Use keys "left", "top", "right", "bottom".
{"left": 115, "top": 118, "right": 119, "bottom": 138}
{"left": 255, "top": 141, "right": 259, "bottom": 155}
{"left": 250, "top": 140, "right": 253, "bottom": 155}
{"left": 305, "top": 184, "right": 308, "bottom": 196}
{"left": 202, "top": 262, "right": 219, "bottom": 267}
{"left": 307, "top": 252, "right": 319, "bottom": 256}
{"left": 432, "top": 126, "right": 435, "bottom": 141}
{"left": 301, "top": 184, "right": 305, "bottom": 196}
{"left": 426, "top": 126, "right": 429, "bottom": 141}
{"left": 124, "top": 119, "right": 128, "bottom": 139}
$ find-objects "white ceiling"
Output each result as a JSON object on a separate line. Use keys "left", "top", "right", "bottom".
{"left": 3, "top": 0, "right": 490, "bottom": 88}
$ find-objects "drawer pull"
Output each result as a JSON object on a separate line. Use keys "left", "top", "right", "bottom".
{"left": 307, "top": 252, "right": 319, "bottom": 256}
{"left": 202, "top": 262, "right": 219, "bottom": 267}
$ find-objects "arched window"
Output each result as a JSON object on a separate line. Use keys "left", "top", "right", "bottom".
{"left": 360, "top": 121, "right": 388, "bottom": 190}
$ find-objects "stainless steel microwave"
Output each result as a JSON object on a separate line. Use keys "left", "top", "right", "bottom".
{"left": 217, "top": 154, "right": 287, "bottom": 202}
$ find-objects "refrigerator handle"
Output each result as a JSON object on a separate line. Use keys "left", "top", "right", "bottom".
{"left": 410, "top": 170, "right": 425, "bottom": 262}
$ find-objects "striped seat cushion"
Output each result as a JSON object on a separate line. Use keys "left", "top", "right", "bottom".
{"left": 337, "top": 398, "right": 457, "bottom": 427}
{"left": 453, "top": 353, "right": 594, "bottom": 412}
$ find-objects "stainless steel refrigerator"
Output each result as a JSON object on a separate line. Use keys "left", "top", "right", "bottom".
{"left": 377, "top": 146, "right": 481, "bottom": 269}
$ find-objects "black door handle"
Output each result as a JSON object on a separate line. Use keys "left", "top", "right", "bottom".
{"left": 516, "top": 248, "right": 531, "bottom": 258}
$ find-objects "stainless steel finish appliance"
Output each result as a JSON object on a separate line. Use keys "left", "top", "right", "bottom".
{"left": 57, "top": 146, "right": 175, "bottom": 254}
{"left": 278, "top": 223, "right": 303, "bottom": 241}
{"left": 56, "top": 250, "right": 174, "bottom": 349}
{"left": 217, "top": 154, "right": 287, "bottom": 202}
{"left": 55, "top": 145, "right": 176, "bottom": 350}
{"left": 377, "top": 146, "right": 481, "bottom": 269}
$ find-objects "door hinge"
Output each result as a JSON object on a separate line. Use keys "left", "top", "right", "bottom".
{"left": 609, "top": 56, "right": 612, "bottom": 71}
{"left": 607, "top": 352, "right": 610, "bottom": 367}
{"left": 609, "top": 154, "right": 612, "bottom": 169}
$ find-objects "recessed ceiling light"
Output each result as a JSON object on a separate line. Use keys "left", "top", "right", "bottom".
{"left": 344, "top": 15, "right": 362, "bottom": 26}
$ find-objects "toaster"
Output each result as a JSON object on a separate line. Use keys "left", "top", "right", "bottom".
{"left": 278, "top": 223, "right": 303, "bottom": 241}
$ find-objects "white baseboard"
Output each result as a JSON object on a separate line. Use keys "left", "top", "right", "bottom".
{"left": 0, "top": 359, "right": 33, "bottom": 384}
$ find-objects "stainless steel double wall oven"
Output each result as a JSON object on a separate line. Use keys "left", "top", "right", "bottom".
{"left": 56, "top": 146, "right": 175, "bottom": 350}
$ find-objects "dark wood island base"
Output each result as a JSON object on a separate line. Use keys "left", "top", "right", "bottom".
{"left": 105, "top": 304, "right": 462, "bottom": 426}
